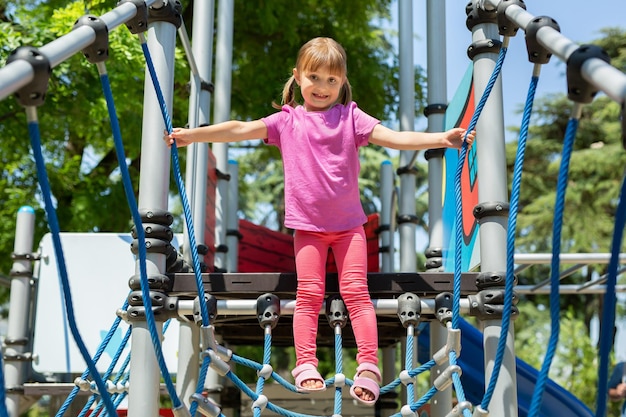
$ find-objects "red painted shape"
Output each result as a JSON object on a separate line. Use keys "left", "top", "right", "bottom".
{"left": 237, "top": 219, "right": 297, "bottom": 273}
{"left": 236, "top": 214, "right": 380, "bottom": 273}
{"left": 459, "top": 87, "right": 479, "bottom": 242}
{"left": 203, "top": 150, "right": 217, "bottom": 271}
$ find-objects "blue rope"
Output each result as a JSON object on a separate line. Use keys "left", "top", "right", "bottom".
{"left": 333, "top": 330, "right": 343, "bottom": 416}
{"left": 389, "top": 386, "right": 438, "bottom": 416}
{"left": 137, "top": 37, "right": 210, "bottom": 326}
{"left": 0, "top": 339, "right": 6, "bottom": 417}
{"left": 449, "top": 350, "right": 471, "bottom": 417}
{"left": 227, "top": 369, "right": 328, "bottom": 417}
{"left": 88, "top": 320, "right": 169, "bottom": 417}
{"left": 60, "top": 301, "right": 130, "bottom": 417}
{"left": 405, "top": 330, "right": 415, "bottom": 402}
{"left": 480, "top": 74, "right": 539, "bottom": 409}
{"left": 252, "top": 330, "right": 272, "bottom": 417}
{"left": 595, "top": 175, "right": 626, "bottom": 416}
{"left": 98, "top": 66, "right": 182, "bottom": 408}
{"left": 231, "top": 353, "right": 300, "bottom": 393}
{"left": 528, "top": 117, "right": 579, "bottom": 417}
{"left": 26, "top": 119, "right": 118, "bottom": 417}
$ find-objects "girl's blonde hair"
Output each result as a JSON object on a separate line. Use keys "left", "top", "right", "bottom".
{"left": 273, "top": 37, "right": 353, "bottom": 109}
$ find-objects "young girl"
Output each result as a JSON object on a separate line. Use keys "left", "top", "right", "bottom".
{"left": 164, "top": 37, "right": 474, "bottom": 406}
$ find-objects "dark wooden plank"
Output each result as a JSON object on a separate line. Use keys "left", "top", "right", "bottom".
{"left": 170, "top": 272, "right": 479, "bottom": 297}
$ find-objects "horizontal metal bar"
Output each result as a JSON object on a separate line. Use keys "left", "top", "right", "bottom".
{"left": 514, "top": 253, "right": 626, "bottom": 264}
{"left": 175, "top": 298, "right": 472, "bottom": 317}
{"left": 0, "top": 0, "right": 162, "bottom": 101}
{"left": 481, "top": 0, "right": 626, "bottom": 105}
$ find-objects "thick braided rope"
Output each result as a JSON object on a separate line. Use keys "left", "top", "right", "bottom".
{"left": 595, "top": 173, "right": 626, "bottom": 416}
{"left": 481, "top": 73, "right": 539, "bottom": 409}
{"left": 528, "top": 116, "right": 579, "bottom": 417}
{"left": 56, "top": 299, "right": 129, "bottom": 416}
{"left": 98, "top": 61, "right": 182, "bottom": 409}
{"left": 26, "top": 117, "right": 118, "bottom": 417}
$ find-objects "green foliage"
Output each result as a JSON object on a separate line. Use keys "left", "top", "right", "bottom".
{"left": 513, "top": 302, "right": 623, "bottom": 412}
{"left": 0, "top": 1, "right": 421, "bottom": 284}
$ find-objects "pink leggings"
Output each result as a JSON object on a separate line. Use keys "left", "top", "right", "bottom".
{"left": 293, "top": 226, "right": 378, "bottom": 367}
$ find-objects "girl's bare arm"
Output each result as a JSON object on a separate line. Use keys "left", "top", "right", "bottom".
{"left": 164, "top": 120, "right": 268, "bottom": 147}
{"left": 369, "top": 123, "right": 474, "bottom": 150}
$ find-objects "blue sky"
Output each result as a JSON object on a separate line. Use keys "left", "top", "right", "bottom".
{"left": 401, "top": 0, "right": 626, "bottom": 139}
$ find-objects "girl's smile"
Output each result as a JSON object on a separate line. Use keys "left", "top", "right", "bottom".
{"left": 293, "top": 67, "right": 344, "bottom": 112}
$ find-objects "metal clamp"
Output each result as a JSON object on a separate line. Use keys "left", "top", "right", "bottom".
{"left": 525, "top": 16, "right": 560, "bottom": 64}
{"left": 397, "top": 292, "right": 421, "bottom": 328}
{"left": 117, "top": 0, "right": 149, "bottom": 34}
{"left": 326, "top": 295, "right": 348, "bottom": 328}
{"left": 73, "top": 15, "right": 109, "bottom": 63}
{"left": 6, "top": 46, "right": 50, "bottom": 107}
{"left": 496, "top": 0, "right": 527, "bottom": 37}
{"left": 567, "top": 44, "right": 611, "bottom": 103}
{"left": 257, "top": 293, "right": 280, "bottom": 329}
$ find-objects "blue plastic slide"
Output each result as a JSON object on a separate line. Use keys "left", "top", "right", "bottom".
{"left": 419, "top": 319, "right": 593, "bottom": 416}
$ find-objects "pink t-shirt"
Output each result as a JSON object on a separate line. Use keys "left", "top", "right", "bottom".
{"left": 262, "top": 102, "right": 380, "bottom": 232}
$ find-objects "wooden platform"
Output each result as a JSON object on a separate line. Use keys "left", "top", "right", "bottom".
{"left": 169, "top": 271, "right": 479, "bottom": 348}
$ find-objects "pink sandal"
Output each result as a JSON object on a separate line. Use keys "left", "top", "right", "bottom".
{"left": 350, "top": 363, "right": 381, "bottom": 405}
{"left": 292, "top": 363, "right": 326, "bottom": 393}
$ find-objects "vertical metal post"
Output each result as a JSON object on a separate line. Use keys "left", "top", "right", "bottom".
{"left": 380, "top": 160, "right": 396, "bottom": 415}
{"left": 470, "top": 1, "right": 518, "bottom": 415}
{"left": 424, "top": 2, "right": 453, "bottom": 416}
{"left": 128, "top": 9, "right": 177, "bottom": 416}
{"left": 212, "top": 0, "right": 234, "bottom": 272}
{"left": 5, "top": 206, "right": 36, "bottom": 417}
{"left": 184, "top": 0, "right": 215, "bottom": 262}
{"left": 226, "top": 160, "right": 239, "bottom": 272}
{"left": 398, "top": 0, "right": 417, "bottom": 273}
{"left": 177, "top": 0, "right": 215, "bottom": 407}
{"left": 380, "top": 160, "right": 395, "bottom": 273}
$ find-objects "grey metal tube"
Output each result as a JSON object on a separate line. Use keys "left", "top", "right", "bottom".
{"left": 226, "top": 160, "right": 240, "bottom": 272}
{"left": 128, "top": 15, "right": 177, "bottom": 417}
{"left": 481, "top": 0, "right": 626, "bottom": 104}
{"left": 5, "top": 206, "right": 36, "bottom": 417}
{"left": 183, "top": 0, "right": 215, "bottom": 266}
{"left": 0, "top": 0, "right": 161, "bottom": 101}
{"left": 380, "top": 160, "right": 395, "bottom": 273}
{"left": 175, "top": 0, "right": 215, "bottom": 407}
{"left": 175, "top": 298, "right": 471, "bottom": 317}
{"left": 470, "top": 1, "right": 517, "bottom": 415}
{"left": 398, "top": 0, "right": 417, "bottom": 273}
{"left": 212, "top": 0, "right": 235, "bottom": 272}
{"left": 424, "top": 2, "right": 452, "bottom": 416}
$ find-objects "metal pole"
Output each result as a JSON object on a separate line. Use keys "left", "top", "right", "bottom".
{"left": 5, "top": 206, "right": 36, "bottom": 417}
{"left": 470, "top": 1, "right": 517, "bottom": 415}
{"left": 0, "top": 0, "right": 161, "bottom": 101}
{"left": 480, "top": 0, "right": 626, "bottom": 103}
{"left": 424, "top": 2, "right": 452, "bottom": 416}
{"left": 201, "top": 0, "right": 235, "bottom": 403}
{"left": 212, "top": 0, "right": 234, "bottom": 272}
{"left": 226, "top": 160, "right": 239, "bottom": 272}
{"left": 380, "top": 160, "right": 396, "bottom": 415}
{"left": 176, "top": 0, "right": 215, "bottom": 406}
{"left": 128, "top": 12, "right": 177, "bottom": 417}
{"left": 397, "top": 0, "right": 417, "bottom": 274}
{"left": 380, "top": 160, "right": 395, "bottom": 273}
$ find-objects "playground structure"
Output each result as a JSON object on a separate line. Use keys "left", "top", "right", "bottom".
{"left": 1, "top": 1, "right": 626, "bottom": 417}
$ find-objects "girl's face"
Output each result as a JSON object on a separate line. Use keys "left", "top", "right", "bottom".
{"left": 293, "top": 66, "right": 344, "bottom": 112}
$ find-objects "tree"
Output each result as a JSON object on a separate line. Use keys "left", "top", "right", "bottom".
{"left": 0, "top": 0, "right": 428, "bottom": 292}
